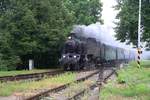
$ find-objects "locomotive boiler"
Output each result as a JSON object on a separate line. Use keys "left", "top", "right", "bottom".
{"left": 59, "top": 34, "right": 86, "bottom": 70}
{"left": 59, "top": 32, "right": 135, "bottom": 70}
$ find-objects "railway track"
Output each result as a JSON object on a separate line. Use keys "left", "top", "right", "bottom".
{"left": 26, "top": 66, "right": 117, "bottom": 100}
{"left": 67, "top": 68, "right": 117, "bottom": 100}
{"left": 26, "top": 70, "right": 99, "bottom": 100}
{"left": 0, "top": 69, "right": 64, "bottom": 82}
{"left": 0, "top": 64, "right": 122, "bottom": 100}
{"left": 67, "top": 65, "right": 121, "bottom": 100}
{"left": 40, "top": 65, "right": 120, "bottom": 100}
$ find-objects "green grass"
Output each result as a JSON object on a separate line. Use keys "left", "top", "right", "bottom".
{"left": 0, "top": 69, "right": 58, "bottom": 77}
{"left": 130, "top": 60, "right": 150, "bottom": 68}
{"left": 0, "top": 72, "right": 75, "bottom": 96}
{"left": 100, "top": 60, "right": 150, "bottom": 100}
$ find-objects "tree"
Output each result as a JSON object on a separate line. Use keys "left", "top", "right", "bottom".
{"left": 0, "top": 0, "right": 73, "bottom": 70}
{"left": 115, "top": 0, "right": 150, "bottom": 48}
{"left": 0, "top": 0, "right": 103, "bottom": 70}
{"left": 64, "top": 0, "right": 103, "bottom": 25}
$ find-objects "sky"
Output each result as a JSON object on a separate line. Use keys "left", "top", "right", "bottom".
{"left": 101, "top": 0, "right": 118, "bottom": 35}
{"left": 100, "top": 0, "right": 135, "bottom": 49}
{"left": 100, "top": 0, "right": 150, "bottom": 59}
{"left": 101, "top": 0, "right": 121, "bottom": 46}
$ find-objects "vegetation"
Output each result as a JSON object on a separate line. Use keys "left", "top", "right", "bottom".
{"left": 0, "top": 0, "right": 103, "bottom": 70}
{"left": 0, "top": 0, "right": 72, "bottom": 70}
{"left": 0, "top": 72, "right": 75, "bottom": 96}
{"left": 130, "top": 60, "right": 150, "bottom": 68}
{"left": 64, "top": 0, "right": 103, "bottom": 25}
{"left": 100, "top": 61, "right": 150, "bottom": 100}
{"left": 115, "top": 0, "right": 150, "bottom": 48}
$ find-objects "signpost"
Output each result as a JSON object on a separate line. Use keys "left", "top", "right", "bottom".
{"left": 137, "top": 0, "right": 142, "bottom": 68}
{"left": 29, "top": 59, "right": 34, "bottom": 70}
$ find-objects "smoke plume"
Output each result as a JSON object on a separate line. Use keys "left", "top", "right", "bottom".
{"left": 72, "top": 23, "right": 133, "bottom": 49}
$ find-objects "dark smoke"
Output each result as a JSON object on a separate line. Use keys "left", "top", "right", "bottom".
{"left": 71, "top": 23, "right": 150, "bottom": 60}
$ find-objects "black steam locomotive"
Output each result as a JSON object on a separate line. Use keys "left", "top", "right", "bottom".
{"left": 59, "top": 32, "right": 135, "bottom": 70}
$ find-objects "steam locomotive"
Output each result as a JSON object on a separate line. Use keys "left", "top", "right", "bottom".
{"left": 59, "top": 32, "right": 135, "bottom": 70}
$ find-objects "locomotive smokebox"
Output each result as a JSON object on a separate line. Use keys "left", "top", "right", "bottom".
{"left": 60, "top": 53, "right": 80, "bottom": 70}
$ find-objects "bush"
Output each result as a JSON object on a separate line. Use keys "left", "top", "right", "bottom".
{"left": 0, "top": 54, "right": 20, "bottom": 71}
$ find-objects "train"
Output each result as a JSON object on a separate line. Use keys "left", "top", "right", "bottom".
{"left": 59, "top": 26, "right": 136, "bottom": 70}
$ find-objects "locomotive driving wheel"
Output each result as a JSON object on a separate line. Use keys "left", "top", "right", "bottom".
{"left": 64, "top": 64, "right": 71, "bottom": 71}
{"left": 74, "top": 62, "right": 80, "bottom": 70}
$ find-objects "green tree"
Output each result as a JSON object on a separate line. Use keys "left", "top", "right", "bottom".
{"left": 0, "top": 0, "right": 73, "bottom": 70}
{"left": 115, "top": 0, "right": 150, "bottom": 48}
{"left": 0, "top": 0, "right": 103, "bottom": 70}
{"left": 64, "top": 0, "right": 103, "bottom": 25}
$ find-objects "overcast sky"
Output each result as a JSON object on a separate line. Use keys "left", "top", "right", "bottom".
{"left": 100, "top": 0, "right": 135, "bottom": 49}
{"left": 101, "top": 0, "right": 118, "bottom": 27}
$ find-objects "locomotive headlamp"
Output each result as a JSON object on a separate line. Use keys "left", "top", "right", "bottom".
{"left": 68, "top": 36, "right": 72, "bottom": 39}
{"left": 63, "top": 55, "right": 66, "bottom": 58}
{"left": 73, "top": 55, "right": 77, "bottom": 58}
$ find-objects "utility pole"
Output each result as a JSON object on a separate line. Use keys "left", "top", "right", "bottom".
{"left": 137, "top": 0, "right": 142, "bottom": 68}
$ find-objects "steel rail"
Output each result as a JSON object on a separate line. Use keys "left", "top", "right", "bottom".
{"left": 0, "top": 70, "right": 64, "bottom": 82}
{"left": 67, "top": 68, "right": 118, "bottom": 100}
{"left": 26, "top": 70, "right": 99, "bottom": 100}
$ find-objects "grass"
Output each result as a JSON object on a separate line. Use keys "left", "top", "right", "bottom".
{"left": 130, "top": 60, "right": 150, "bottom": 68}
{"left": 0, "top": 69, "right": 58, "bottom": 77}
{"left": 100, "top": 60, "right": 150, "bottom": 100}
{"left": 0, "top": 72, "right": 75, "bottom": 96}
